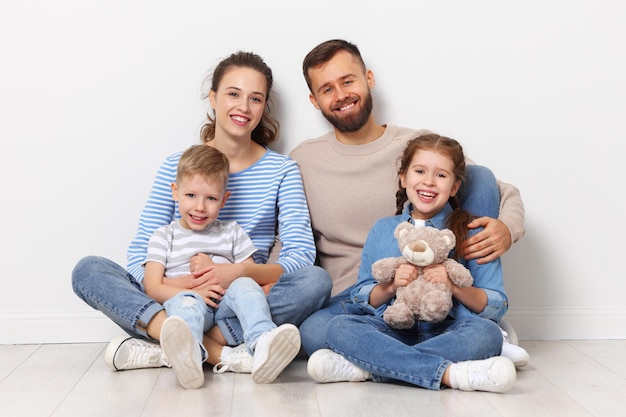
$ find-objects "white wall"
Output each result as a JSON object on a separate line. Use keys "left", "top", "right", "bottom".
{"left": 1, "top": 0, "right": 624, "bottom": 344}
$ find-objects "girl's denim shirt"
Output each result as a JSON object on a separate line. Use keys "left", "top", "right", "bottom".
{"left": 350, "top": 203, "right": 508, "bottom": 321}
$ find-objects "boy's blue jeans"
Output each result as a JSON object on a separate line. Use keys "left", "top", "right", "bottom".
{"left": 72, "top": 258, "right": 332, "bottom": 346}
{"left": 164, "top": 277, "right": 277, "bottom": 357}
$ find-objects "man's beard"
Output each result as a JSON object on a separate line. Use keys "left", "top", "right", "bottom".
{"left": 321, "top": 91, "right": 373, "bottom": 133}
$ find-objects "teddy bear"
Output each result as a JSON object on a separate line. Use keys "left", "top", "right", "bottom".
{"left": 371, "top": 222, "right": 474, "bottom": 329}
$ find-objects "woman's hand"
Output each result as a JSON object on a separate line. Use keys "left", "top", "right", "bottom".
{"left": 194, "top": 285, "right": 225, "bottom": 308}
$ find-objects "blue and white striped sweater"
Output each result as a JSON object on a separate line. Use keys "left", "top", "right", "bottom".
{"left": 127, "top": 147, "right": 316, "bottom": 282}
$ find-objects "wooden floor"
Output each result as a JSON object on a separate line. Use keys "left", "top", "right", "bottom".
{"left": 1, "top": 339, "right": 624, "bottom": 417}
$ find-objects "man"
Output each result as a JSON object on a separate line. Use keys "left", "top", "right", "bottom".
{"left": 291, "top": 39, "right": 528, "bottom": 368}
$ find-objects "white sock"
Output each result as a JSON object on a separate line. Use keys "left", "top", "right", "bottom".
{"left": 220, "top": 346, "right": 233, "bottom": 361}
{"left": 447, "top": 364, "right": 460, "bottom": 389}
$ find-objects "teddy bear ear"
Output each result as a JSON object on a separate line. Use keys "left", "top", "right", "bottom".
{"left": 441, "top": 229, "right": 456, "bottom": 247}
{"left": 395, "top": 222, "right": 412, "bottom": 239}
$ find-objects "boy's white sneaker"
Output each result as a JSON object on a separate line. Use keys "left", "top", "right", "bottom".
{"left": 453, "top": 356, "right": 516, "bottom": 393}
{"left": 104, "top": 335, "right": 170, "bottom": 371}
{"left": 307, "top": 349, "right": 371, "bottom": 383}
{"left": 252, "top": 324, "right": 301, "bottom": 384}
{"left": 160, "top": 316, "right": 204, "bottom": 389}
{"left": 213, "top": 344, "right": 254, "bottom": 374}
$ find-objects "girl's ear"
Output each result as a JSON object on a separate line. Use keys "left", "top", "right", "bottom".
{"left": 450, "top": 179, "right": 461, "bottom": 197}
{"left": 399, "top": 172, "right": 407, "bottom": 188}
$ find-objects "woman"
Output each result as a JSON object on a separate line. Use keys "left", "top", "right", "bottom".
{"left": 72, "top": 51, "right": 332, "bottom": 376}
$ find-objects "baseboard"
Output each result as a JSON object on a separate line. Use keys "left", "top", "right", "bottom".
{"left": 1, "top": 307, "right": 626, "bottom": 344}
{"left": 0, "top": 311, "right": 125, "bottom": 344}
{"left": 503, "top": 306, "right": 626, "bottom": 340}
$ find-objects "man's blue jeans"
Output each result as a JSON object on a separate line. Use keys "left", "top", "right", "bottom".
{"left": 299, "top": 164, "right": 501, "bottom": 355}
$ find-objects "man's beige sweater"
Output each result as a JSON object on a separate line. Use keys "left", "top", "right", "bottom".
{"left": 290, "top": 125, "right": 525, "bottom": 296}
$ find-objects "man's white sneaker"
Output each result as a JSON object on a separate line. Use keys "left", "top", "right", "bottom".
{"left": 307, "top": 349, "right": 371, "bottom": 383}
{"left": 252, "top": 324, "right": 301, "bottom": 384}
{"left": 500, "top": 328, "right": 530, "bottom": 368}
{"left": 213, "top": 344, "right": 254, "bottom": 374}
{"left": 104, "top": 334, "right": 170, "bottom": 371}
{"left": 453, "top": 356, "right": 516, "bottom": 393}
{"left": 499, "top": 319, "right": 519, "bottom": 345}
{"left": 160, "top": 316, "right": 204, "bottom": 389}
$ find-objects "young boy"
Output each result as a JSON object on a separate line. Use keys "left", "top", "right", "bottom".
{"left": 143, "top": 145, "right": 300, "bottom": 389}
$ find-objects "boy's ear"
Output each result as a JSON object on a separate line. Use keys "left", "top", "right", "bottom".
{"left": 171, "top": 182, "right": 179, "bottom": 201}
{"left": 221, "top": 190, "right": 231, "bottom": 208}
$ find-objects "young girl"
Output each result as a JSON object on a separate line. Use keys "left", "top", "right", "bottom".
{"left": 306, "top": 134, "right": 516, "bottom": 393}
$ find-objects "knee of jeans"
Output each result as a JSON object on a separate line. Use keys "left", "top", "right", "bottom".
{"left": 71, "top": 256, "right": 101, "bottom": 292}
{"left": 309, "top": 266, "right": 333, "bottom": 296}
{"left": 229, "top": 276, "right": 258, "bottom": 292}
{"left": 164, "top": 292, "right": 204, "bottom": 311}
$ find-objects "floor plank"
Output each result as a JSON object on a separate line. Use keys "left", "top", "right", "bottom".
{"left": 1, "top": 340, "right": 625, "bottom": 417}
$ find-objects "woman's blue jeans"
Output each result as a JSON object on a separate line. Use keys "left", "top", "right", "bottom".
{"left": 71, "top": 257, "right": 332, "bottom": 345}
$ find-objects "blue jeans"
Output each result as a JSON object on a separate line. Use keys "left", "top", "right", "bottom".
{"left": 326, "top": 314, "right": 502, "bottom": 390}
{"left": 165, "top": 277, "right": 275, "bottom": 356}
{"left": 458, "top": 164, "right": 500, "bottom": 219}
{"left": 217, "top": 265, "right": 332, "bottom": 346}
{"left": 214, "top": 277, "right": 276, "bottom": 352}
{"left": 299, "top": 164, "right": 501, "bottom": 355}
{"left": 299, "top": 286, "right": 364, "bottom": 355}
{"left": 71, "top": 257, "right": 332, "bottom": 344}
{"left": 163, "top": 292, "right": 213, "bottom": 360}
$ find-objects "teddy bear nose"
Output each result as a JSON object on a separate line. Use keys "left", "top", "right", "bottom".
{"left": 408, "top": 241, "right": 427, "bottom": 252}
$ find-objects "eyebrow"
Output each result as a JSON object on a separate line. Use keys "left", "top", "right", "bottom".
{"left": 315, "top": 74, "right": 356, "bottom": 95}
{"left": 225, "top": 86, "right": 266, "bottom": 99}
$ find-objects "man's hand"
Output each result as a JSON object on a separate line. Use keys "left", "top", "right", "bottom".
{"left": 462, "top": 217, "right": 512, "bottom": 264}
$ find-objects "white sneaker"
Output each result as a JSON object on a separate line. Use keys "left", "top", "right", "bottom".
{"left": 500, "top": 328, "right": 530, "bottom": 368}
{"left": 453, "top": 356, "right": 516, "bottom": 393}
{"left": 307, "top": 349, "right": 371, "bottom": 383}
{"left": 499, "top": 319, "right": 519, "bottom": 345}
{"left": 213, "top": 344, "right": 254, "bottom": 374}
{"left": 104, "top": 334, "right": 170, "bottom": 371}
{"left": 160, "top": 316, "right": 204, "bottom": 389}
{"left": 252, "top": 324, "right": 301, "bottom": 384}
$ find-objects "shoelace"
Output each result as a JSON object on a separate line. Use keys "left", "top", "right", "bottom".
{"left": 467, "top": 363, "right": 496, "bottom": 388}
{"left": 330, "top": 356, "right": 361, "bottom": 379}
{"left": 126, "top": 340, "right": 170, "bottom": 367}
{"left": 212, "top": 349, "right": 251, "bottom": 373}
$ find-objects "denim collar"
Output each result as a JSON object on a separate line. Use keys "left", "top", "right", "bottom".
{"left": 402, "top": 203, "right": 453, "bottom": 229}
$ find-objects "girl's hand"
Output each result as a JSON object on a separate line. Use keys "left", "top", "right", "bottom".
{"left": 422, "top": 264, "right": 453, "bottom": 290}
{"left": 392, "top": 263, "right": 418, "bottom": 292}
